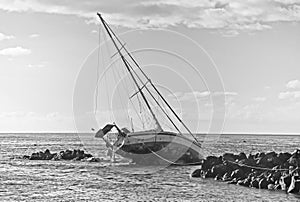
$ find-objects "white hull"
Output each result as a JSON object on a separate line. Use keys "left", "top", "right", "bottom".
{"left": 114, "top": 131, "right": 204, "bottom": 165}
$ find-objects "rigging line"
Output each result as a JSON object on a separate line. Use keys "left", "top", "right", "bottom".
{"left": 94, "top": 25, "right": 101, "bottom": 115}
{"left": 102, "top": 29, "right": 127, "bottom": 121}
{"left": 102, "top": 28, "right": 113, "bottom": 121}
{"left": 124, "top": 57, "right": 183, "bottom": 135}
{"left": 156, "top": 90, "right": 173, "bottom": 130}
{"left": 105, "top": 33, "right": 139, "bottom": 128}
{"left": 115, "top": 53, "right": 144, "bottom": 129}
{"left": 103, "top": 20, "right": 200, "bottom": 144}
{"left": 142, "top": 142, "right": 202, "bottom": 166}
{"left": 98, "top": 13, "right": 162, "bottom": 131}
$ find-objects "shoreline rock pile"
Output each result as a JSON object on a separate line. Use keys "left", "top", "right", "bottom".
{"left": 192, "top": 150, "right": 300, "bottom": 194}
{"left": 23, "top": 149, "right": 93, "bottom": 161}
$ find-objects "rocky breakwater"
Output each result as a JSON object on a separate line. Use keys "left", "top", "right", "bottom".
{"left": 23, "top": 149, "right": 94, "bottom": 161}
{"left": 192, "top": 150, "right": 300, "bottom": 194}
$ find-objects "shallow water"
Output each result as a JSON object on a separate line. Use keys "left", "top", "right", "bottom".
{"left": 1, "top": 133, "right": 300, "bottom": 201}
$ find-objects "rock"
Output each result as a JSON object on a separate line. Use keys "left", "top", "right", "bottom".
{"left": 279, "top": 174, "right": 292, "bottom": 191}
{"left": 278, "top": 152, "right": 292, "bottom": 163}
{"left": 274, "top": 184, "right": 281, "bottom": 190}
{"left": 259, "top": 178, "right": 269, "bottom": 189}
{"left": 191, "top": 150, "right": 300, "bottom": 193}
{"left": 287, "top": 176, "right": 300, "bottom": 193}
{"left": 191, "top": 169, "right": 202, "bottom": 178}
{"left": 85, "top": 157, "right": 101, "bottom": 162}
{"left": 267, "top": 184, "right": 275, "bottom": 190}
{"left": 201, "top": 156, "right": 222, "bottom": 171}
{"left": 211, "top": 164, "right": 230, "bottom": 178}
{"left": 227, "top": 178, "right": 238, "bottom": 184}
{"left": 250, "top": 178, "right": 260, "bottom": 188}
{"left": 84, "top": 153, "right": 93, "bottom": 159}
{"left": 214, "top": 174, "right": 222, "bottom": 181}
{"left": 237, "top": 152, "right": 247, "bottom": 161}
{"left": 256, "top": 153, "right": 277, "bottom": 168}
{"left": 25, "top": 149, "right": 93, "bottom": 161}
{"left": 222, "top": 172, "right": 232, "bottom": 181}
{"left": 287, "top": 156, "right": 300, "bottom": 167}
{"left": 203, "top": 170, "right": 214, "bottom": 178}
{"left": 29, "top": 152, "right": 39, "bottom": 160}
{"left": 222, "top": 153, "right": 236, "bottom": 162}
{"left": 231, "top": 169, "right": 246, "bottom": 180}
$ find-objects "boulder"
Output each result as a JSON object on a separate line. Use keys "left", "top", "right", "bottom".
{"left": 201, "top": 156, "right": 222, "bottom": 171}
{"left": 258, "top": 178, "right": 269, "bottom": 189}
{"left": 222, "top": 172, "right": 232, "bottom": 181}
{"left": 237, "top": 152, "right": 247, "bottom": 161}
{"left": 267, "top": 184, "right": 275, "bottom": 190}
{"left": 250, "top": 178, "right": 260, "bottom": 188}
{"left": 279, "top": 174, "right": 292, "bottom": 191}
{"left": 287, "top": 176, "right": 300, "bottom": 193}
{"left": 25, "top": 149, "right": 93, "bottom": 161}
{"left": 191, "top": 169, "right": 202, "bottom": 178}
{"left": 211, "top": 164, "right": 231, "bottom": 178}
{"left": 222, "top": 153, "right": 236, "bottom": 162}
{"left": 231, "top": 169, "right": 246, "bottom": 180}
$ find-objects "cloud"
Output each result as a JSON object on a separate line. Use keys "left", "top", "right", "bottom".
{"left": 170, "top": 91, "right": 237, "bottom": 102}
{"left": 169, "top": 91, "right": 210, "bottom": 101}
{"left": 27, "top": 63, "right": 45, "bottom": 68}
{"left": 278, "top": 80, "right": 300, "bottom": 100}
{"left": 0, "top": 32, "right": 15, "bottom": 41}
{"left": 286, "top": 79, "right": 300, "bottom": 89}
{"left": 278, "top": 91, "right": 300, "bottom": 100}
{"left": 253, "top": 97, "right": 267, "bottom": 102}
{"left": 29, "top": 33, "right": 39, "bottom": 38}
{"left": 0, "top": 0, "right": 300, "bottom": 35}
{"left": 0, "top": 46, "right": 31, "bottom": 57}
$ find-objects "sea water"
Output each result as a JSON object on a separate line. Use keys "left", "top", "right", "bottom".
{"left": 1, "top": 133, "right": 300, "bottom": 201}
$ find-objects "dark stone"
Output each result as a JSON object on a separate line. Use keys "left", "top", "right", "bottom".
{"left": 222, "top": 153, "right": 236, "bottom": 162}
{"left": 214, "top": 174, "right": 222, "bottom": 181}
{"left": 84, "top": 153, "right": 93, "bottom": 158}
{"left": 287, "top": 156, "right": 300, "bottom": 167}
{"left": 267, "top": 184, "right": 275, "bottom": 190}
{"left": 231, "top": 169, "right": 246, "bottom": 180}
{"left": 237, "top": 152, "right": 247, "bottom": 161}
{"left": 201, "top": 156, "right": 222, "bottom": 171}
{"left": 259, "top": 178, "right": 269, "bottom": 189}
{"left": 25, "top": 149, "right": 93, "bottom": 161}
{"left": 287, "top": 176, "right": 300, "bottom": 193}
{"left": 191, "top": 169, "right": 201, "bottom": 178}
{"left": 274, "top": 184, "right": 281, "bottom": 190}
{"left": 250, "top": 178, "right": 260, "bottom": 188}
{"left": 227, "top": 178, "right": 238, "bottom": 184}
{"left": 203, "top": 170, "right": 214, "bottom": 178}
{"left": 279, "top": 174, "right": 292, "bottom": 191}
{"left": 222, "top": 172, "right": 232, "bottom": 181}
{"left": 211, "top": 164, "right": 230, "bottom": 178}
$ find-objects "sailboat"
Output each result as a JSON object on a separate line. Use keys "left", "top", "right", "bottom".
{"left": 94, "top": 13, "right": 203, "bottom": 165}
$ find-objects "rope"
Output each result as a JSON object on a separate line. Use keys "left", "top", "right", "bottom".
{"left": 142, "top": 142, "right": 202, "bottom": 166}
{"left": 225, "top": 159, "right": 299, "bottom": 172}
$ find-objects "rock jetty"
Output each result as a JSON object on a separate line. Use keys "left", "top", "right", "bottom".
{"left": 23, "top": 149, "right": 93, "bottom": 161}
{"left": 192, "top": 150, "right": 300, "bottom": 194}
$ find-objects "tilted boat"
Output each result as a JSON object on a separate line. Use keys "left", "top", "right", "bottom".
{"left": 94, "top": 13, "right": 203, "bottom": 165}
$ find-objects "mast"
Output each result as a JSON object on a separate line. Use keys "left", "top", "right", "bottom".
{"left": 97, "top": 13, "right": 162, "bottom": 131}
{"left": 97, "top": 14, "right": 200, "bottom": 144}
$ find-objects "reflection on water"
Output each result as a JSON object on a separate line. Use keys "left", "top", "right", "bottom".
{"left": 1, "top": 133, "right": 300, "bottom": 201}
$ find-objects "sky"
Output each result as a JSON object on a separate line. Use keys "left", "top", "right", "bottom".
{"left": 0, "top": 0, "right": 300, "bottom": 133}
